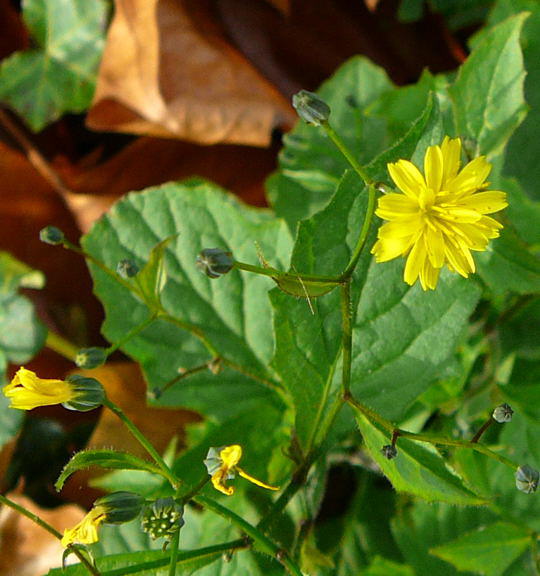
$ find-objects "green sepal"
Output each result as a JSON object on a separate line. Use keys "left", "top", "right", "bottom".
{"left": 132, "top": 236, "right": 177, "bottom": 309}
{"left": 55, "top": 449, "right": 162, "bottom": 491}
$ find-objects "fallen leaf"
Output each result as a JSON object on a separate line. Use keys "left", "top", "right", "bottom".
{"left": 54, "top": 135, "right": 278, "bottom": 232}
{"left": 87, "top": 0, "right": 295, "bottom": 146}
{"left": 0, "top": 493, "right": 84, "bottom": 576}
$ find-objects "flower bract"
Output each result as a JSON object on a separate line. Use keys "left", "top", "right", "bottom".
{"left": 61, "top": 505, "right": 107, "bottom": 547}
{"left": 204, "top": 444, "right": 279, "bottom": 496}
{"left": 4, "top": 367, "right": 75, "bottom": 410}
{"left": 371, "top": 137, "right": 507, "bottom": 290}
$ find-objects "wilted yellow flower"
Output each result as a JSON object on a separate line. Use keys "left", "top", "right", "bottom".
{"left": 3, "top": 367, "right": 104, "bottom": 411}
{"left": 204, "top": 445, "right": 279, "bottom": 496}
{"left": 371, "top": 137, "right": 507, "bottom": 290}
{"left": 4, "top": 367, "right": 75, "bottom": 410}
{"left": 61, "top": 505, "right": 107, "bottom": 547}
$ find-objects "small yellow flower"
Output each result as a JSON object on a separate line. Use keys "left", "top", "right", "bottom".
{"left": 3, "top": 367, "right": 104, "bottom": 411}
{"left": 61, "top": 505, "right": 107, "bottom": 547}
{"left": 4, "top": 367, "right": 74, "bottom": 410}
{"left": 371, "top": 137, "right": 507, "bottom": 290}
{"left": 204, "top": 445, "right": 279, "bottom": 496}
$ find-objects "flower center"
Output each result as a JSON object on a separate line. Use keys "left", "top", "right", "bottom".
{"left": 418, "top": 187, "right": 436, "bottom": 213}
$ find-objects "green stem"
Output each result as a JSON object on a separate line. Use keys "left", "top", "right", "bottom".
{"left": 347, "top": 396, "right": 517, "bottom": 469}
{"left": 396, "top": 430, "right": 518, "bottom": 469}
{"left": 154, "top": 359, "right": 220, "bottom": 399}
{"left": 45, "top": 331, "right": 79, "bottom": 362}
{"left": 322, "top": 122, "right": 372, "bottom": 186}
{"left": 195, "top": 496, "right": 304, "bottom": 576}
{"left": 340, "top": 183, "right": 377, "bottom": 281}
{"left": 340, "top": 281, "right": 353, "bottom": 395}
{"left": 471, "top": 417, "right": 494, "bottom": 443}
{"left": 106, "top": 313, "right": 158, "bottom": 356}
{"left": 103, "top": 398, "right": 180, "bottom": 489}
{"left": 0, "top": 494, "right": 100, "bottom": 576}
{"left": 257, "top": 460, "right": 311, "bottom": 531}
{"left": 168, "top": 520, "right": 181, "bottom": 576}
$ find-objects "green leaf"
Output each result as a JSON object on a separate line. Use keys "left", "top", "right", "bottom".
{"left": 354, "top": 411, "right": 486, "bottom": 505}
{"left": 82, "top": 179, "right": 293, "bottom": 388}
{"left": 0, "top": 251, "right": 45, "bottom": 294}
{"left": 55, "top": 450, "right": 161, "bottom": 491}
{"left": 475, "top": 226, "right": 540, "bottom": 296}
{"left": 352, "top": 266, "right": 481, "bottom": 421}
{"left": 449, "top": 12, "right": 528, "bottom": 157}
{"left": 487, "top": 0, "right": 540, "bottom": 200}
{"left": 431, "top": 522, "right": 531, "bottom": 576}
{"left": 362, "top": 557, "right": 415, "bottom": 576}
{"left": 0, "top": 0, "right": 108, "bottom": 131}
{"left": 0, "top": 252, "right": 46, "bottom": 447}
{"left": 47, "top": 545, "right": 224, "bottom": 575}
{"left": 391, "top": 502, "right": 497, "bottom": 576}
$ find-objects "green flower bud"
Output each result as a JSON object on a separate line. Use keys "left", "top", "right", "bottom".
{"left": 96, "top": 491, "right": 145, "bottom": 524}
{"left": 63, "top": 375, "right": 105, "bottom": 412}
{"left": 381, "top": 445, "right": 397, "bottom": 460}
{"left": 39, "top": 226, "right": 64, "bottom": 245}
{"left": 141, "top": 497, "right": 184, "bottom": 541}
{"left": 515, "top": 465, "right": 539, "bottom": 494}
{"left": 492, "top": 403, "right": 513, "bottom": 423}
{"left": 75, "top": 347, "right": 108, "bottom": 369}
{"left": 117, "top": 259, "right": 140, "bottom": 279}
{"left": 196, "top": 248, "right": 234, "bottom": 279}
{"left": 292, "top": 90, "right": 331, "bottom": 126}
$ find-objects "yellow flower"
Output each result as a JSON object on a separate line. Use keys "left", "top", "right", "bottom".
{"left": 204, "top": 445, "right": 279, "bottom": 496}
{"left": 371, "top": 137, "right": 507, "bottom": 290}
{"left": 4, "top": 367, "right": 75, "bottom": 410}
{"left": 3, "top": 367, "right": 104, "bottom": 411}
{"left": 61, "top": 505, "right": 107, "bottom": 547}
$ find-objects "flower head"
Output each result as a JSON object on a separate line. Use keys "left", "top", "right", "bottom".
{"left": 61, "top": 491, "right": 144, "bottom": 547}
{"left": 204, "top": 444, "right": 279, "bottom": 496}
{"left": 371, "top": 137, "right": 507, "bottom": 290}
{"left": 3, "top": 367, "right": 104, "bottom": 411}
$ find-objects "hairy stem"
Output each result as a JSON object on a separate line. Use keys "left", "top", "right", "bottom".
{"left": 322, "top": 122, "right": 372, "bottom": 186}
{"left": 103, "top": 397, "right": 180, "bottom": 489}
{"left": 195, "top": 495, "right": 304, "bottom": 576}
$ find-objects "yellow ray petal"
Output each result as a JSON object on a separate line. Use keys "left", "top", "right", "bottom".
{"left": 460, "top": 191, "right": 508, "bottom": 214}
{"left": 388, "top": 160, "right": 426, "bottom": 199}
{"left": 424, "top": 144, "right": 444, "bottom": 192}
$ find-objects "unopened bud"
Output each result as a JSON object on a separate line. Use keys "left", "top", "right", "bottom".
{"left": 96, "top": 491, "right": 145, "bottom": 524}
{"left": 141, "top": 497, "right": 184, "bottom": 541}
{"left": 492, "top": 403, "right": 513, "bottom": 423}
{"left": 292, "top": 90, "right": 330, "bottom": 126}
{"left": 117, "top": 259, "right": 140, "bottom": 279}
{"left": 515, "top": 465, "right": 539, "bottom": 494}
{"left": 196, "top": 248, "right": 234, "bottom": 279}
{"left": 75, "top": 347, "right": 107, "bottom": 369}
{"left": 39, "top": 226, "right": 64, "bottom": 245}
{"left": 381, "top": 445, "right": 397, "bottom": 460}
{"left": 63, "top": 375, "right": 105, "bottom": 412}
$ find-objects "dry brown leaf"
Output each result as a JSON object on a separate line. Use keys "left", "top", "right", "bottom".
{"left": 364, "top": 0, "right": 382, "bottom": 12}
{"left": 87, "top": 0, "right": 295, "bottom": 146}
{"left": 0, "top": 493, "right": 84, "bottom": 576}
{"left": 54, "top": 135, "right": 278, "bottom": 232}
